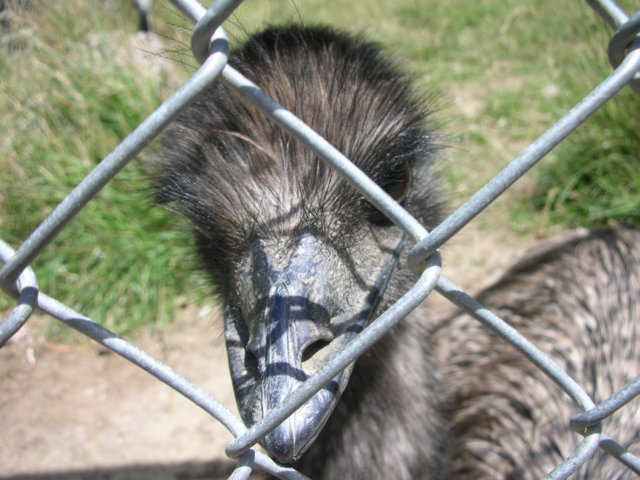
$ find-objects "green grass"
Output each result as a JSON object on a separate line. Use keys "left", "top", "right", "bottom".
{"left": 520, "top": 48, "right": 640, "bottom": 231}
{"left": 1, "top": 0, "right": 637, "bottom": 338}
{"left": 0, "top": 1, "right": 205, "bottom": 337}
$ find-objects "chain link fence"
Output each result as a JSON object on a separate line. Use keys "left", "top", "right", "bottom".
{"left": 1, "top": 0, "right": 640, "bottom": 478}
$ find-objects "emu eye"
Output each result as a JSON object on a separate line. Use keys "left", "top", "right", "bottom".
{"left": 368, "top": 166, "right": 412, "bottom": 226}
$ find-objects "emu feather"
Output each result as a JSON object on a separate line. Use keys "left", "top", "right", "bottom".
{"left": 149, "top": 25, "right": 640, "bottom": 479}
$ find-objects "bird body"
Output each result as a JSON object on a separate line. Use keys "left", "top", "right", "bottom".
{"left": 437, "top": 227, "right": 640, "bottom": 479}
{"left": 150, "top": 25, "right": 640, "bottom": 479}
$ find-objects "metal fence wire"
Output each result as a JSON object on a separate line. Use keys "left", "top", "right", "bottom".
{"left": 1, "top": 0, "right": 640, "bottom": 478}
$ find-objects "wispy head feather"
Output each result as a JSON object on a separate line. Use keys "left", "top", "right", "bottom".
{"left": 149, "top": 25, "right": 442, "bottom": 292}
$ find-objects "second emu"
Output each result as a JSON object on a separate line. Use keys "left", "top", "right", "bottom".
{"left": 149, "top": 25, "right": 640, "bottom": 479}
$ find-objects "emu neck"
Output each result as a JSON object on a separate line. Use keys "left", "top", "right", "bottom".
{"left": 296, "top": 307, "right": 448, "bottom": 480}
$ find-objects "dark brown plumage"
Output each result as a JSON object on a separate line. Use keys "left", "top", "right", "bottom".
{"left": 151, "top": 25, "right": 442, "bottom": 293}
{"left": 149, "top": 25, "right": 640, "bottom": 479}
{"left": 437, "top": 228, "right": 640, "bottom": 478}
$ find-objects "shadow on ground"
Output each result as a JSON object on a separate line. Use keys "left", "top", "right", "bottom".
{"left": 0, "top": 459, "right": 259, "bottom": 480}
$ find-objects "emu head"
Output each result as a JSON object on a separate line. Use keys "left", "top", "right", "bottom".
{"left": 151, "top": 25, "right": 441, "bottom": 463}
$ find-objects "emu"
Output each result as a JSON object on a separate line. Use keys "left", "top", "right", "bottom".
{"left": 149, "top": 25, "right": 640, "bottom": 479}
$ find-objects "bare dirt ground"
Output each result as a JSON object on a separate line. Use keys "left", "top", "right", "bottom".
{"left": 1, "top": 304, "right": 239, "bottom": 480}
{"left": 0, "top": 216, "right": 538, "bottom": 480}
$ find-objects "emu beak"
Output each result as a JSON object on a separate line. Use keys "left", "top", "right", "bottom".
{"left": 224, "top": 230, "right": 404, "bottom": 463}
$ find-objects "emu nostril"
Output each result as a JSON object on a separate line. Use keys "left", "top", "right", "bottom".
{"left": 302, "top": 339, "right": 331, "bottom": 362}
{"left": 301, "top": 339, "right": 332, "bottom": 376}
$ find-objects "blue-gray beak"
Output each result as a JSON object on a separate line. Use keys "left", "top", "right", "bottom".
{"left": 224, "top": 230, "right": 404, "bottom": 463}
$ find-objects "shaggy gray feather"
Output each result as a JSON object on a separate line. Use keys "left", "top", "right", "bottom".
{"left": 148, "top": 25, "right": 640, "bottom": 479}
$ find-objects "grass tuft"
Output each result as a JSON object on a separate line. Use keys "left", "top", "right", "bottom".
{"left": 515, "top": 13, "right": 640, "bottom": 232}
{"left": 0, "top": 1, "right": 206, "bottom": 337}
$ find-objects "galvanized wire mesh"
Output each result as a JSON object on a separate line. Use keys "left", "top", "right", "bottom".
{"left": 1, "top": 0, "right": 640, "bottom": 478}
